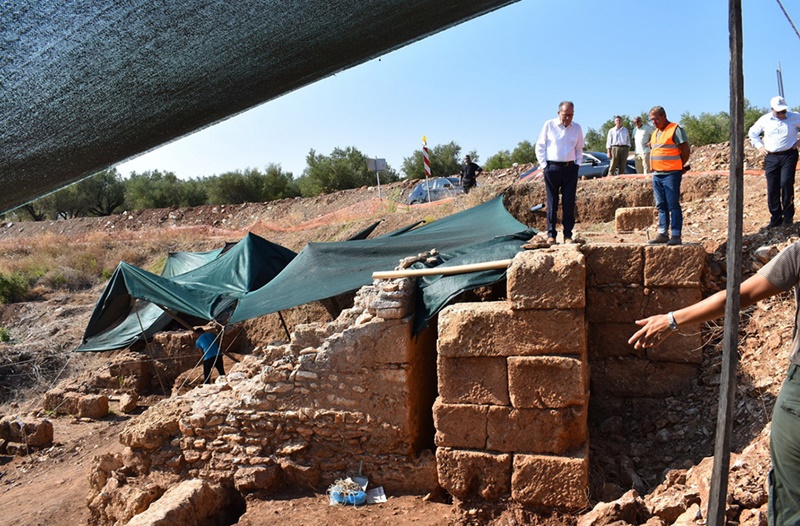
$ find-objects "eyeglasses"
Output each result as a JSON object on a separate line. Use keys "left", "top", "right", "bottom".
{"left": 776, "top": 110, "right": 788, "bottom": 115}
{"left": 560, "top": 113, "right": 574, "bottom": 117}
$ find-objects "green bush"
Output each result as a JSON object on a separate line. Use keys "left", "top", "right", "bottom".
{"left": 0, "top": 272, "right": 32, "bottom": 304}
{"left": 0, "top": 327, "right": 9, "bottom": 342}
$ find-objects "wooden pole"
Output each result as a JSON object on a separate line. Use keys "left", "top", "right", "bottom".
{"left": 707, "top": 1, "right": 744, "bottom": 523}
{"left": 372, "top": 259, "right": 513, "bottom": 280}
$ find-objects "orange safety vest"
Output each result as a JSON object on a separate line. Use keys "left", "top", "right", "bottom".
{"left": 650, "top": 122, "right": 683, "bottom": 172}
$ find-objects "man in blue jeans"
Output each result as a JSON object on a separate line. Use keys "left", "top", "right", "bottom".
{"left": 647, "top": 106, "right": 690, "bottom": 246}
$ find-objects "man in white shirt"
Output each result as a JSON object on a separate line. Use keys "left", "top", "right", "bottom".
{"left": 632, "top": 116, "right": 655, "bottom": 174}
{"left": 605, "top": 116, "right": 630, "bottom": 176}
{"left": 534, "top": 100, "right": 584, "bottom": 244}
{"left": 749, "top": 96, "right": 800, "bottom": 228}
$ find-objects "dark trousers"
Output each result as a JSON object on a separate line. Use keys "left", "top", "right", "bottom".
{"left": 543, "top": 163, "right": 579, "bottom": 239}
{"left": 769, "top": 364, "right": 800, "bottom": 525}
{"left": 203, "top": 355, "right": 225, "bottom": 383}
{"left": 765, "top": 149, "right": 798, "bottom": 226}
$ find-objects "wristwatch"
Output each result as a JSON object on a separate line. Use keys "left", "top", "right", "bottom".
{"left": 667, "top": 312, "right": 678, "bottom": 331}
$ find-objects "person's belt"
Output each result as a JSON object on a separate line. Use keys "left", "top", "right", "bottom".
{"left": 548, "top": 160, "right": 574, "bottom": 166}
{"left": 612, "top": 145, "right": 627, "bottom": 147}
{"left": 769, "top": 147, "right": 797, "bottom": 155}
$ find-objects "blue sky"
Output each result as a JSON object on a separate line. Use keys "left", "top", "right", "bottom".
{"left": 116, "top": 0, "right": 800, "bottom": 180}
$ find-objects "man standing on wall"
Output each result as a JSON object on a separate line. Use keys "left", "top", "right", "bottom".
{"left": 534, "top": 100, "right": 584, "bottom": 244}
{"left": 606, "top": 116, "right": 630, "bottom": 176}
{"left": 748, "top": 96, "right": 800, "bottom": 228}
{"left": 632, "top": 116, "right": 655, "bottom": 174}
{"left": 647, "top": 106, "right": 690, "bottom": 246}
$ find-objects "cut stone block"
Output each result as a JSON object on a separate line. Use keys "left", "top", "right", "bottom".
{"left": 486, "top": 405, "right": 586, "bottom": 455}
{"left": 590, "top": 320, "right": 702, "bottom": 363}
{"left": 586, "top": 286, "right": 702, "bottom": 324}
{"left": 644, "top": 245, "right": 706, "bottom": 287}
{"left": 583, "top": 244, "right": 644, "bottom": 286}
{"left": 512, "top": 451, "right": 590, "bottom": 510}
{"left": 438, "top": 303, "right": 585, "bottom": 357}
{"left": 436, "top": 447, "right": 512, "bottom": 501}
{"left": 433, "top": 399, "right": 488, "bottom": 449}
{"left": 507, "top": 356, "right": 586, "bottom": 408}
{"left": 590, "top": 357, "right": 698, "bottom": 397}
{"left": 437, "top": 356, "right": 508, "bottom": 405}
{"left": 615, "top": 207, "right": 656, "bottom": 232}
{"left": 507, "top": 248, "right": 585, "bottom": 310}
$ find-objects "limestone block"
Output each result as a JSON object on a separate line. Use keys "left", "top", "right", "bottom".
{"left": 43, "top": 389, "right": 80, "bottom": 415}
{"left": 436, "top": 447, "right": 512, "bottom": 501}
{"left": 590, "top": 358, "right": 698, "bottom": 397}
{"left": 316, "top": 319, "right": 412, "bottom": 371}
{"left": 360, "top": 449, "right": 439, "bottom": 494}
{"left": 78, "top": 394, "right": 109, "bottom": 419}
{"left": 126, "top": 479, "right": 226, "bottom": 526}
{"left": 508, "top": 356, "right": 586, "bottom": 409}
{"left": 507, "top": 248, "right": 585, "bottom": 310}
{"left": 645, "top": 327, "right": 703, "bottom": 364}
{"left": 234, "top": 464, "right": 281, "bottom": 493}
{"left": 438, "top": 302, "right": 585, "bottom": 357}
{"left": 433, "top": 399, "right": 488, "bottom": 449}
{"left": 486, "top": 405, "right": 586, "bottom": 455}
{"left": 512, "top": 451, "right": 589, "bottom": 510}
{"left": 586, "top": 286, "right": 701, "bottom": 323}
{"left": 118, "top": 392, "right": 139, "bottom": 413}
{"left": 589, "top": 323, "right": 646, "bottom": 360}
{"left": 0, "top": 417, "right": 54, "bottom": 447}
{"left": 644, "top": 245, "right": 706, "bottom": 287}
{"left": 583, "top": 244, "right": 644, "bottom": 286}
{"left": 615, "top": 207, "right": 656, "bottom": 232}
{"left": 437, "top": 356, "right": 508, "bottom": 405}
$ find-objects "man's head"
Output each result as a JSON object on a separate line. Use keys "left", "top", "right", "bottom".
{"left": 649, "top": 106, "right": 668, "bottom": 130}
{"left": 614, "top": 116, "right": 623, "bottom": 128}
{"left": 558, "top": 101, "right": 575, "bottom": 127}
{"left": 464, "top": 155, "right": 471, "bottom": 164}
{"left": 633, "top": 116, "right": 643, "bottom": 128}
{"left": 771, "top": 96, "right": 789, "bottom": 120}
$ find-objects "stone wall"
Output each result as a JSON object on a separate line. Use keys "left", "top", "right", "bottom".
{"left": 434, "top": 246, "right": 590, "bottom": 510}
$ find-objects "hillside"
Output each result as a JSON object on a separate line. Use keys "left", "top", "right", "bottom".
{"left": 0, "top": 144, "right": 798, "bottom": 525}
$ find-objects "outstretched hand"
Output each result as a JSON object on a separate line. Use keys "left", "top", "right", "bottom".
{"left": 628, "top": 314, "right": 672, "bottom": 350}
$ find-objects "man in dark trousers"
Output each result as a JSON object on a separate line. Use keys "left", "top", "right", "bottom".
{"left": 195, "top": 327, "right": 225, "bottom": 383}
{"left": 460, "top": 155, "right": 482, "bottom": 194}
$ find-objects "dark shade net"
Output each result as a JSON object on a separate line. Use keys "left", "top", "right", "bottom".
{"left": 1, "top": 0, "right": 518, "bottom": 213}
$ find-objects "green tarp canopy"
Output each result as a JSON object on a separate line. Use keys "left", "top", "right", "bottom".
{"left": 230, "top": 195, "right": 533, "bottom": 327}
{"left": 77, "top": 233, "right": 295, "bottom": 352}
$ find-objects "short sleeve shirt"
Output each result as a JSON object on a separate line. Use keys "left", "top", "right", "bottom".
{"left": 758, "top": 241, "right": 800, "bottom": 363}
{"left": 196, "top": 332, "right": 221, "bottom": 361}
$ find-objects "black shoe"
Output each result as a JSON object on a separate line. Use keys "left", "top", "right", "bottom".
{"left": 767, "top": 222, "right": 782, "bottom": 229}
{"left": 667, "top": 236, "right": 682, "bottom": 246}
{"left": 648, "top": 233, "right": 669, "bottom": 244}
{"left": 785, "top": 218, "right": 794, "bottom": 226}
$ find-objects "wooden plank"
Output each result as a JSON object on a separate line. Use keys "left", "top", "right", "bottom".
{"left": 372, "top": 259, "right": 513, "bottom": 279}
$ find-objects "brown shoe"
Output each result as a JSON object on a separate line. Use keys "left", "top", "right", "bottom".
{"left": 547, "top": 237, "right": 557, "bottom": 244}
{"left": 648, "top": 233, "right": 669, "bottom": 244}
{"left": 564, "top": 238, "right": 574, "bottom": 244}
{"left": 521, "top": 235, "right": 553, "bottom": 250}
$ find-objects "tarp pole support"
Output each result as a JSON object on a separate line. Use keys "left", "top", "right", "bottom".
{"left": 277, "top": 311, "right": 291, "bottom": 341}
{"left": 155, "top": 305, "right": 195, "bottom": 331}
{"left": 707, "top": 1, "right": 744, "bottom": 524}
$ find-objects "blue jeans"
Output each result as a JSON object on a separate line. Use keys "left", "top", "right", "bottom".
{"left": 652, "top": 171, "right": 682, "bottom": 236}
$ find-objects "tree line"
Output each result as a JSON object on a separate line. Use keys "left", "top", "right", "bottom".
{"left": 14, "top": 102, "right": 775, "bottom": 221}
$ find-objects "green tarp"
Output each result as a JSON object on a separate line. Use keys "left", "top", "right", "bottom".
{"left": 77, "top": 233, "right": 295, "bottom": 352}
{"left": 230, "top": 195, "right": 533, "bottom": 325}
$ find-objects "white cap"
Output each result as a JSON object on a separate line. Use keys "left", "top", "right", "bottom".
{"left": 771, "top": 96, "right": 789, "bottom": 111}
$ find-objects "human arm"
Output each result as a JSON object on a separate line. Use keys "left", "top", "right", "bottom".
{"left": 628, "top": 274, "right": 783, "bottom": 350}
{"left": 535, "top": 123, "right": 548, "bottom": 168}
{"left": 575, "top": 125, "right": 585, "bottom": 163}
{"left": 748, "top": 117, "right": 766, "bottom": 154}
{"left": 606, "top": 128, "right": 612, "bottom": 156}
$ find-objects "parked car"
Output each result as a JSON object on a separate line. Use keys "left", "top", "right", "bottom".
{"left": 407, "top": 176, "right": 464, "bottom": 205}
{"left": 578, "top": 151, "right": 637, "bottom": 179}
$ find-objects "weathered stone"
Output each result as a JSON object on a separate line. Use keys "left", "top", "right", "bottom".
{"left": 486, "top": 405, "right": 586, "bottom": 454}
{"left": 589, "top": 323, "right": 646, "bottom": 360}
{"left": 507, "top": 248, "right": 585, "bottom": 310}
{"left": 119, "top": 392, "right": 139, "bottom": 413}
{"left": 645, "top": 327, "right": 703, "bottom": 364}
{"left": 578, "top": 489, "right": 650, "bottom": 526}
{"left": 120, "top": 398, "right": 187, "bottom": 451}
{"left": 586, "top": 286, "right": 702, "bottom": 323}
{"left": 615, "top": 207, "right": 656, "bottom": 232}
{"left": 436, "top": 447, "right": 511, "bottom": 501}
{"left": 583, "top": 244, "right": 644, "bottom": 286}
{"left": 644, "top": 245, "right": 706, "bottom": 287}
{"left": 0, "top": 417, "right": 53, "bottom": 447}
{"left": 437, "top": 356, "right": 508, "bottom": 405}
{"left": 126, "top": 479, "right": 226, "bottom": 526}
{"left": 512, "top": 451, "right": 589, "bottom": 510}
{"left": 508, "top": 356, "right": 586, "bottom": 408}
{"left": 78, "top": 394, "right": 109, "bottom": 419}
{"left": 234, "top": 464, "right": 282, "bottom": 493}
{"left": 438, "top": 303, "right": 585, "bottom": 357}
{"left": 645, "top": 485, "right": 692, "bottom": 523}
{"left": 433, "top": 399, "right": 488, "bottom": 449}
{"left": 590, "top": 358, "right": 698, "bottom": 398}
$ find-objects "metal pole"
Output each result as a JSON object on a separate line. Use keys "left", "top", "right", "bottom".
{"left": 707, "top": 1, "right": 744, "bottom": 523}
{"left": 778, "top": 62, "right": 785, "bottom": 98}
{"left": 375, "top": 157, "right": 382, "bottom": 200}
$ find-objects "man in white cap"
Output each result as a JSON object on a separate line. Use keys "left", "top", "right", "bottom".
{"left": 749, "top": 96, "right": 800, "bottom": 228}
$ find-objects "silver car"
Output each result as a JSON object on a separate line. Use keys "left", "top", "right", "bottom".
{"left": 407, "top": 177, "right": 465, "bottom": 205}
